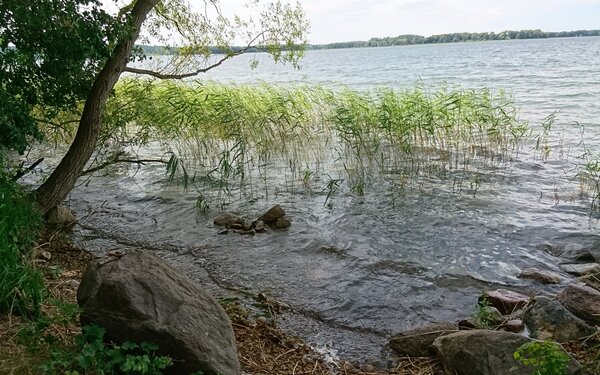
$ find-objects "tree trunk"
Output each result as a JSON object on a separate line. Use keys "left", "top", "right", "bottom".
{"left": 35, "top": 0, "right": 159, "bottom": 214}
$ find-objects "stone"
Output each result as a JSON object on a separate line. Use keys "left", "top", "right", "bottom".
{"left": 254, "top": 220, "right": 266, "bottom": 233}
{"left": 36, "top": 250, "right": 52, "bottom": 262}
{"left": 557, "top": 283, "right": 600, "bottom": 325}
{"left": 560, "top": 263, "right": 600, "bottom": 276}
{"left": 78, "top": 250, "right": 241, "bottom": 375}
{"left": 481, "top": 289, "right": 530, "bottom": 314}
{"left": 458, "top": 319, "right": 478, "bottom": 330}
{"left": 260, "top": 205, "right": 286, "bottom": 224}
{"left": 213, "top": 212, "right": 242, "bottom": 228}
{"left": 433, "top": 330, "right": 580, "bottom": 375}
{"left": 389, "top": 322, "right": 457, "bottom": 357}
{"left": 272, "top": 217, "right": 291, "bottom": 229}
{"left": 524, "top": 296, "right": 594, "bottom": 342}
{"left": 46, "top": 206, "right": 76, "bottom": 226}
{"left": 518, "top": 267, "right": 561, "bottom": 284}
{"left": 561, "top": 248, "right": 596, "bottom": 262}
{"left": 502, "top": 319, "right": 524, "bottom": 333}
{"left": 537, "top": 242, "right": 563, "bottom": 257}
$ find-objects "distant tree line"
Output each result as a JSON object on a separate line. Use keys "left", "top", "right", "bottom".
{"left": 308, "top": 29, "right": 600, "bottom": 49}
{"left": 138, "top": 29, "right": 600, "bottom": 55}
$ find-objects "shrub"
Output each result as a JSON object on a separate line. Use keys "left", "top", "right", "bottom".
{"left": 514, "top": 340, "right": 571, "bottom": 375}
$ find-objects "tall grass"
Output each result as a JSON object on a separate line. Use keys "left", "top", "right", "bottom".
{"left": 98, "top": 80, "right": 530, "bottom": 203}
{"left": 0, "top": 162, "right": 44, "bottom": 318}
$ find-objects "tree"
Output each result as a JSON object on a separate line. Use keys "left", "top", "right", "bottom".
{"left": 1, "top": 0, "right": 308, "bottom": 213}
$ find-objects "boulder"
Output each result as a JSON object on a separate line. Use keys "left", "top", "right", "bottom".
{"left": 260, "top": 205, "right": 286, "bottom": 224}
{"left": 518, "top": 267, "right": 561, "bottom": 284}
{"left": 78, "top": 250, "right": 241, "bottom": 375}
{"left": 561, "top": 248, "right": 596, "bottom": 262}
{"left": 481, "top": 289, "right": 530, "bottom": 314}
{"left": 502, "top": 319, "right": 524, "bottom": 333}
{"left": 213, "top": 212, "right": 242, "bottom": 228}
{"left": 389, "top": 322, "right": 457, "bottom": 357}
{"left": 523, "top": 296, "right": 594, "bottom": 342}
{"left": 46, "top": 206, "right": 76, "bottom": 226}
{"left": 272, "top": 217, "right": 291, "bottom": 230}
{"left": 557, "top": 283, "right": 600, "bottom": 325}
{"left": 433, "top": 330, "right": 579, "bottom": 375}
{"left": 560, "top": 263, "right": 600, "bottom": 276}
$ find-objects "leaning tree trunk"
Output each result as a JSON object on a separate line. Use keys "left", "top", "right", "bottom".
{"left": 36, "top": 0, "right": 159, "bottom": 214}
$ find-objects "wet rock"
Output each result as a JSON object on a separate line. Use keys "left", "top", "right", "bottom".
{"left": 557, "top": 283, "right": 600, "bottom": 325}
{"left": 560, "top": 263, "right": 600, "bottom": 276}
{"left": 389, "top": 322, "right": 457, "bottom": 357}
{"left": 537, "top": 242, "right": 563, "bottom": 257}
{"left": 234, "top": 228, "right": 256, "bottom": 236}
{"left": 502, "top": 319, "right": 524, "bottom": 333}
{"left": 213, "top": 212, "right": 242, "bottom": 228}
{"left": 481, "top": 289, "right": 530, "bottom": 315}
{"left": 78, "top": 250, "right": 241, "bottom": 375}
{"left": 272, "top": 217, "right": 291, "bottom": 230}
{"left": 524, "top": 296, "right": 594, "bottom": 342}
{"left": 433, "top": 330, "right": 580, "bottom": 375}
{"left": 46, "top": 206, "right": 76, "bottom": 226}
{"left": 518, "top": 267, "right": 561, "bottom": 284}
{"left": 217, "top": 229, "right": 229, "bottom": 235}
{"left": 260, "top": 205, "right": 286, "bottom": 224}
{"left": 458, "top": 319, "right": 478, "bottom": 330}
{"left": 254, "top": 220, "right": 266, "bottom": 233}
{"left": 561, "top": 248, "right": 596, "bottom": 262}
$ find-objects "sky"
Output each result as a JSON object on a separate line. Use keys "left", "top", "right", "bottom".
{"left": 291, "top": 0, "right": 600, "bottom": 44}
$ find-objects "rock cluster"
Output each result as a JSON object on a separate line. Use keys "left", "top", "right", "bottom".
{"left": 213, "top": 204, "right": 291, "bottom": 235}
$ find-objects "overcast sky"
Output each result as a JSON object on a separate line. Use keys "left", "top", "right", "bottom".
{"left": 292, "top": 0, "right": 600, "bottom": 44}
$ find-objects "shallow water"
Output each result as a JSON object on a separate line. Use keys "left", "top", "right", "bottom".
{"left": 68, "top": 37, "right": 600, "bottom": 363}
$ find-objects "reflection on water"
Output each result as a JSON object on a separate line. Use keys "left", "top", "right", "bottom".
{"left": 68, "top": 37, "right": 600, "bottom": 362}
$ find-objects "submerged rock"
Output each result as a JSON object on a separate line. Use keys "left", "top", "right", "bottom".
{"left": 481, "top": 289, "right": 530, "bottom": 315}
{"left": 213, "top": 212, "right": 242, "bottom": 228}
{"left": 524, "top": 296, "right": 594, "bottom": 342}
{"left": 518, "top": 267, "right": 561, "bottom": 284}
{"left": 78, "top": 250, "right": 241, "bottom": 375}
{"left": 560, "top": 263, "right": 600, "bottom": 276}
{"left": 557, "top": 283, "right": 600, "bottom": 325}
{"left": 272, "top": 217, "right": 291, "bottom": 229}
{"left": 433, "top": 330, "right": 580, "bottom": 375}
{"left": 389, "top": 322, "right": 457, "bottom": 357}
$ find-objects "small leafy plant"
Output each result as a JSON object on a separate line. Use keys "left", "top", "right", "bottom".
{"left": 514, "top": 340, "right": 570, "bottom": 375}
{"left": 40, "top": 324, "right": 173, "bottom": 375}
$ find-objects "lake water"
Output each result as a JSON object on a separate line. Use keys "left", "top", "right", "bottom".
{"left": 70, "top": 37, "right": 600, "bottom": 365}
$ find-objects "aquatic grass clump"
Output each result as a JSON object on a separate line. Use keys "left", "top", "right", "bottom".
{"left": 98, "top": 80, "right": 530, "bottom": 203}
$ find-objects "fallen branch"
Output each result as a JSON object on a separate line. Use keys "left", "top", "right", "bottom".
{"left": 82, "top": 158, "right": 168, "bottom": 176}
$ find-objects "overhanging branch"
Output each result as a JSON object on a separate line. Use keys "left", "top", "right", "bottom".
{"left": 82, "top": 158, "right": 168, "bottom": 176}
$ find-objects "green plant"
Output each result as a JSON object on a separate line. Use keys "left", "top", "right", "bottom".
{"left": 40, "top": 324, "right": 173, "bottom": 375}
{"left": 514, "top": 340, "right": 570, "bottom": 375}
{"left": 472, "top": 297, "right": 499, "bottom": 328}
{"left": 0, "top": 165, "right": 45, "bottom": 318}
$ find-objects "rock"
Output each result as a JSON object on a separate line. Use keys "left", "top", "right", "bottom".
{"left": 481, "top": 289, "right": 530, "bottom": 314}
{"left": 389, "top": 322, "right": 457, "bottom": 357}
{"left": 260, "top": 205, "right": 286, "bottom": 224}
{"left": 272, "top": 217, "right": 291, "bottom": 229}
{"left": 537, "top": 242, "right": 563, "bottom": 257}
{"left": 458, "top": 319, "right": 478, "bottom": 330}
{"left": 213, "top": 212, "right": 242, "bottom": 228}
{"left": 560, "top": 263, "right": 600, "bottom": 276}
{"left": 433, "top": 330, "right": 580, "bottom": 375}
{"left": 46, "top": 206, "right": 76, "bottom": 226}
{"left": 36, "top": 250, "right": 52, "bottom": 262}
{"left": 561, "top": 248, "right": 596, "bottom": 262}
{"left": 557, "top": 283, "right": 600, "bottom": 325}
{"left": 502, "top": 319, "right": 524, "bottom": 333}
{"left": 524, "top": 296, "right": 594, "bottom": 342}
{"left": 217, "top": 229, "right": 229, "bottom": 235}
{"left": 254, "top": 220, "right": 266, "bottom": 233}
{"left": 78, "top": 250, "right": 241, "bottom": 375}
{"left": 518, "top": 267, "right": 561, "bottom": 284}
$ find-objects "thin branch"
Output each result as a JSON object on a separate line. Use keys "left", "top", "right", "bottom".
{"left": 82, "top": 158, "right": 168, "bottom": 176}
{"left": 124, "top": 32, "right": 266, "bottom": 79}
{"left": 12, "top": 158, "right": 44, "bottom": 181}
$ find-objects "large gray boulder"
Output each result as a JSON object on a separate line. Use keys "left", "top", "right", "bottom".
{"left": 557, "top": 283, "right": 600, "bottom": 325}
{"left": 523, "top": 296, "right": 594, "bottom": 342}
{"left": 432, "top": 330, "right": 579, "bottom": 375}
{"left": 78, "top": 250, "right": 241, "bottom": 375}
{"left": 389, "top": 322, "right": 457, "bottom": 357}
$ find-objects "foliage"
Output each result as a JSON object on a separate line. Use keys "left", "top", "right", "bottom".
{"left": 0, "top": 0, "right": 124, "bottom": 153}
{"left": 0, "top": 160, "right": 44, "bottom": 318}
{"left": 40, "top": 324, "right": 173, "bottom": 375}
{"left": 471, "top": 297, "right": 497, "bottom": 328}
{"left": 514, "top": 340, "right": 570, "bottom": 375}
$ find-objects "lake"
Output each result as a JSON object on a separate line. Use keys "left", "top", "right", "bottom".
{"left": 71, "top": 37, "right": 600, "bottom": 363}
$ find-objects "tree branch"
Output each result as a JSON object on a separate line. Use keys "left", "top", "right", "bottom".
{"left": 11, "top": 158, "right": 44, "bottom": 181}
{"left": 82, "top": 158, "right": 168, "bottom": 176}
{"left": 124, "top": 32, "right": 265, "bottom": 79}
